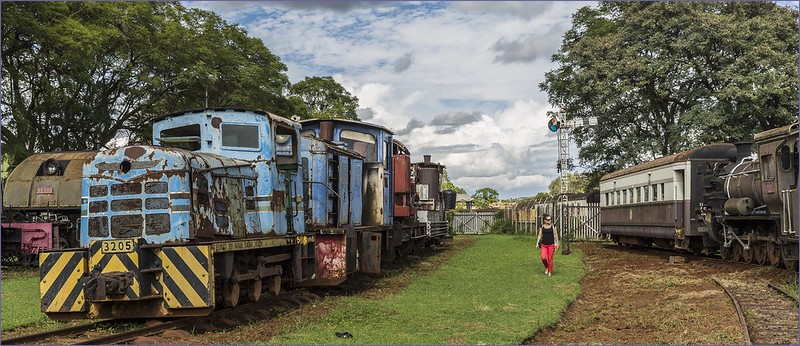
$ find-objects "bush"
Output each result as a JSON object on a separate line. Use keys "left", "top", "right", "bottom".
{"left": 489, "top": 210, "right": 514, "bottom": 234}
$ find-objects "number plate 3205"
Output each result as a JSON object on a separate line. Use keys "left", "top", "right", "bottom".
{"left": 102, "top": 239, "right": 135, "bottom": 253}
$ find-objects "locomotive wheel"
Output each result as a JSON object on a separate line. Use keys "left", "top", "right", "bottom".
{"left": 266, "top": 275, "right": 281, "bottom": 296}
{"left": 781, "top": 244, "right": 798, "bottom": 270}
{"left": 766, "top": 241, "right": 782, "bottom": 267}
{"left": 731, "top": 243, "right": 743, "bottom": 262}
{"left": 247, "top": 279, "right": 262, "bottom": 302}
{"left": 223, "top": 275, "right": 241, "bottom": 307}
{"left": 720, "top": 244, "right": 732, "bottom": 261}
{"left": 741, "top": 244, "right": 754, "bottom": 264}
{"left": 754, "top": 241, "right": 767, "bottom": 265}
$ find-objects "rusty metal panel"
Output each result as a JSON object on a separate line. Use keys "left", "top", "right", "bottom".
{"left": 338, "top": 156, "right": 349, "bottom": 226}
{"left": 4, "top": 151, "right": 95, "bottom": 209}
{"left": 350, "top": 159, "right": 363, "bottom": 226}
{"left": 363, "top": 163, "right": 384, "bottom": 226}
{"left": 311, "top": 233, "right": 347, "bottom": 285}
{"left": 358, "top": 231, "right": 381, "bottom": 274}
{"left": 393, "top": 155, "right": 412, "bottom": 193}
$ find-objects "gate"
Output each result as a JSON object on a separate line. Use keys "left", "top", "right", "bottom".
{"left": 505, "top": 201, "right": 604, "bottom": 241}
{"left": 451, "top": 212, "right": 496, "bottom": 235}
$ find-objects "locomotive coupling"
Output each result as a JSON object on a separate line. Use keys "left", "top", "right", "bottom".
{"left": 86, "top": 272, "right": 134, "bottom": 301}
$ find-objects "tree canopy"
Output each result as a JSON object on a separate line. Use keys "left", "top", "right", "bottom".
{"left": 548, "top": 173, "right": 591, "bottom": 195}
{"left": 1, "top": 2, "right": 298, "bottom": 170}
{"left": 540, "top": 2, "right": 799, "bottom": 174}
{"left": 441, "top": 169, "right": 466, "bottom": 194}
{"left": 289, "top": 76, "right": 360, "bottom": 120}
{"left": 472, "top": 187, "right": 499, "bottom": 209}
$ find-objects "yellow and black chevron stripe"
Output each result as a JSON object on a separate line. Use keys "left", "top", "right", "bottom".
{"left": 159, "top": 246, "right": 214, "bottom": 309}
{"left": 89, "top": 240, "right": 143, "bottom": 300}
{"left": 40, "top": 251, "right": 88, "bottom": 313}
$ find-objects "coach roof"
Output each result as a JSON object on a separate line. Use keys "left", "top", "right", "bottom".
{"left": 600, "top": 143, "right": 735, "bottom": 181}
{"left": 753, "top": 122, "right": 798, "bottom": 143}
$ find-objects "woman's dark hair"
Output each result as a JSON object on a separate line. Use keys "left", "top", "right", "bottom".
{"left": 542, "top": 213, "right": 551, "bottom": 220}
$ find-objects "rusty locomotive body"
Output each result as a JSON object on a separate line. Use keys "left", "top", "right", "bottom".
{"left": 2, "top": 152, "right": 94, "bottom": 265}
{"left": 600, "top": 122, "right": 798, "bottom": 269}
{"left": 31, "top": 108, "right": 452, "bottom": 320}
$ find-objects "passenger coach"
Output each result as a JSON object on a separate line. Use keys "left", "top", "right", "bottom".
{"left": 599, "top": 144, "right": 735, "bottom": 254}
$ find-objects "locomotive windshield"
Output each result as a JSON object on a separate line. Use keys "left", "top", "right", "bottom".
{"left": 158, "top": 124, "right": 201, "bottom": 151}
{"left": 222, "top": 124, "right": 259, "bottom": 149}
{"left": 340, "top": 130, "right": 376, "bottom": 161}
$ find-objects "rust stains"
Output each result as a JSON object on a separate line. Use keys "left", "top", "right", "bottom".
{"left": 124, "top": 146, "right": 147, "bottom": 160}
{"left": 211, "top": 117, "right": 222, "bottom": 129}
{"left": 271, "top": 190, "right": 286, "bottom": 212}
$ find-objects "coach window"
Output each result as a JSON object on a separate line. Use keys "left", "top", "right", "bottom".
{"left": 341, "top": 130, "right": 377, "bottom": 162}
{"left": 623, "top": 190, "right": 627, "bottom": 204}
{"left": 605, "top": 193, "right": 610, "bottom": 206}
{"left": 222, "top": 124, "right": 260, "bottom": 149}
{"left": 652, "top": 184, "right": 658, "bottom": 201}
{"left": 660, "top": 183, "right": 665, "bottom": 200}
{"left": 616, "top": 191, "right": 620, "bottom": 205}
{"left": 644, "top": 186, "right": 649, "bottom": 202}
{"left": 636, "top": 187, "right": 641, "bottom": 203}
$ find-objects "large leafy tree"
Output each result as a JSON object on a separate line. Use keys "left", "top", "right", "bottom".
{"left": 548, "top": 173, "right": 591, "bottom": 195}
{"left": 1, "top": 2, "right": 292, "bottom": 170}
{"left": 540, "top": 2, "right": 798, "bottom": 174}
{"left": 289, "top": 76, "right": 360, "bottom": 120}
{"left": 472, "top": 187, "right": 499, "bottom": 209}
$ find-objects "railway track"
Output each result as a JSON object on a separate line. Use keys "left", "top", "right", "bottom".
{"left": 2, "top": 289, "right": 319, "bottom": 345}
{"left": 713, "top": 278, "right": 798, "bottom": 345}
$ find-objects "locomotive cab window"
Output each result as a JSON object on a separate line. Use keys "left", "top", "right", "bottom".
{"left": 778, "top": 145, "right": 793, "bottom": 172}
{"left": 341, "top": 130, "right": 377, "bottom": 162}
{"left": 761, "top": 154, "right": 775, "bottom": 181}
{"left": 159, "top": 124, "right": 201, "bottom": 151}
{"left": 222, "top": 124, "right": 259, "bottom": 149}
{"left": 275, "top": 125, "right": 297, "bottom": 165}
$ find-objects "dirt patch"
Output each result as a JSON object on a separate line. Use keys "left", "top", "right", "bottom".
{"left": 166, "top": 237, "right": 475, "bottom": 344}
{"left": 527, "top": 242, "right": 797, "bottom": 345}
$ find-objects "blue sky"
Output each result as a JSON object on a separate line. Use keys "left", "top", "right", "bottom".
{"left": 182, "top": 1, "right": 604, "bottom": 198}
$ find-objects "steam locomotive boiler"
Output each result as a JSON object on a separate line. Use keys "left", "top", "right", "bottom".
{"left": 697, "top": 122, "right": 798, "bottom": 268}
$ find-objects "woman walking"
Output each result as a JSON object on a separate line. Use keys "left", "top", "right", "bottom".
{"left": 535, "top": 214, "right": 559, "bottom": 276}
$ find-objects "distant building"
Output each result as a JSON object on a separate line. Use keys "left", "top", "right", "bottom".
{"left": 456, "top": 194, "right": 474, "bottom": 211}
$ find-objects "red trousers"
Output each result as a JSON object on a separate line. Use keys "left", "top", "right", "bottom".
{"left": 540, "top": 244, "right": 555, "bottom": 273}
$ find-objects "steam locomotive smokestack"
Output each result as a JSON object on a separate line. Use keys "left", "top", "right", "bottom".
{"left": 732, "top": 142, "right": 752, "bottom": 163}
{"left": 424, "top": 155, "right": 431, "bottom": 163}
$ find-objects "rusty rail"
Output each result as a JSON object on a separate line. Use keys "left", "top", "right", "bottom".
{"left": 74, "top": 318, "right": 192, "bottom": 345}
{"left": 767, "top": 282, "right": 798, "bottom": 302}
{"left": 2, "top": 320, "right": 114, "bottom": 345}
{"left": 713, "top": 278, "right": 752, "bottom": 345}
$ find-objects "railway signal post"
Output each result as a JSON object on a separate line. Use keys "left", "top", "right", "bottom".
{"left": 547, "top": 111, "right": 597, "bottom": 255}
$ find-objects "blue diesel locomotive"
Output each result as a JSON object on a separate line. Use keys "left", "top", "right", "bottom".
{"left": 38, "top": 108, "right": 451, "bottom": 320}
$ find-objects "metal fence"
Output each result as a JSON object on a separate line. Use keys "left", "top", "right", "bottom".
{"left": 450, "top": 212, "right": 497, "bottom": 235}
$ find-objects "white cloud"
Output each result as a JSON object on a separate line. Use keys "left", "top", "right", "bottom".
{"left": 184, "top": 1, "right": 594, "bottom": 198}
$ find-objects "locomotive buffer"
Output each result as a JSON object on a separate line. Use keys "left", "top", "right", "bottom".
{"left": 547, "top": 111, "right": 597, "bottom": 255}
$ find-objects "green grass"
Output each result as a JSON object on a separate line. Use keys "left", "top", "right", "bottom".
{"left": 267, "top": 234, "right": 585, "bottom": 344}
{"left": 1, "top": 268, "right": 57, "bottom": 332}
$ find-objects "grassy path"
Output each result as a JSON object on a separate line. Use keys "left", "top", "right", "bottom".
{"left": 268, "top": 235, "right": 585, "bottom": 344}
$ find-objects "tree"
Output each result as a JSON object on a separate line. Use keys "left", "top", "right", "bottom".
{"left": 548, "top": 173, "right": 591, "bottom": 196}
{"left": 472, "top": 187, "right": 499, "bottom": 209}
{"left": 289, "top": 76, "right": 359, "bottom": 120}
{"left": 540, "top": 2, "right": 798, "bottom": 174}
{"left": 441, "top": 168, "right": 466, "bottom": 194}
{"left": 1, "top": 2, "right": 293, "bottom": 170}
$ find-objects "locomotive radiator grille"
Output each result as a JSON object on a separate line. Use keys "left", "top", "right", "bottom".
{"left": 39, "top": 251, "right": 88, "bottom": 313}
{"left": 158, "top": 246, "right": 214, "bottom": 309}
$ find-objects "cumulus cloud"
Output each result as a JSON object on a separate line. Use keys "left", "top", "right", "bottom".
{"left": 186, "top": 1, "right": 593, "bottom": 198}
{"left": 492, "top": 25, "right": 565, "bottom": 63}
{"left": 356, "top": 107, "right": 376, "bottom": 120}
{"left": 393, "top": 53, "right": 414, "bottom": 73}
